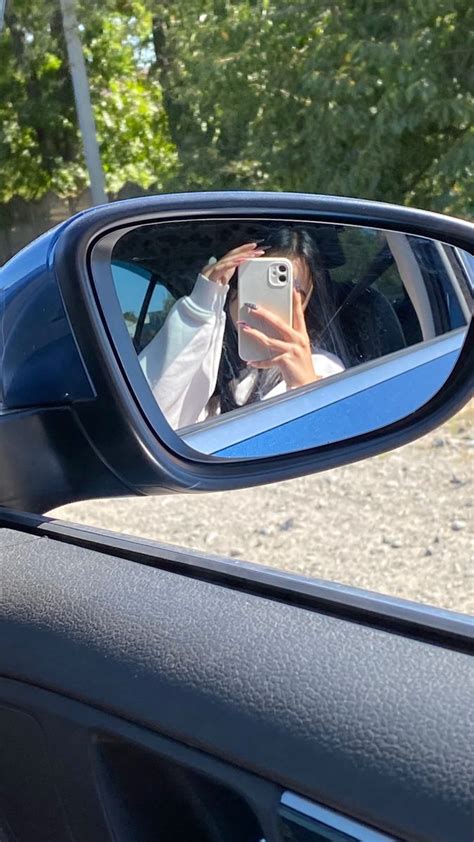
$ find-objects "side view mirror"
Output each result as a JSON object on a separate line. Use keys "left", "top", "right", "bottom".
{"left": 1, "top": 192, "right": 472, "bottom": 512}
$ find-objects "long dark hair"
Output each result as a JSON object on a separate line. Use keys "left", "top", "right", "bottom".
{"left": 208, "top": 226, "right": 347, "bottom": 416}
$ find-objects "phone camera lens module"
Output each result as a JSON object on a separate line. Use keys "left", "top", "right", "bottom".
{"left": 279, "top": 274, "right": 287, "bottom": 283}
{"left": 279, "top": 265, "right": 287, "bottom": 273}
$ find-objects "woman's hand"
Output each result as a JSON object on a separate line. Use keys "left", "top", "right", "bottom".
{"left": 238, "top": 288, "right": 319, "bottom": 389}
{"left": 201, "top": 243, "right": 265, "bottom": 286}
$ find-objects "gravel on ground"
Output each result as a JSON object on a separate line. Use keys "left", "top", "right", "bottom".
{"left": 50, "top": 405, "right": 473, "bottom": 614}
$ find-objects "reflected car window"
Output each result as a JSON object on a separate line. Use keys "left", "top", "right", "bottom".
{"left": 112, "top": 260, "right": 176, "bottom": 351}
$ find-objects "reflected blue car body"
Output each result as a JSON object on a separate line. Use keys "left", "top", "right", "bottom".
{"left": 215, "top": 348, "right": 461, "bottom": 458}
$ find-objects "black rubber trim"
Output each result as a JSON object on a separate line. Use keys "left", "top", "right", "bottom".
{"left": 1, "top": 509, "right": 472, "bottom": 654}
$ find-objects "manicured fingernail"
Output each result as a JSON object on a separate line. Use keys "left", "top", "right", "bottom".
{"left": 236, "top": 320, "right": 250, "bottom": 328}
{"left": 245, "top": 302, "right": 258, "bottom": 310}
{"left": 295, "top": 282, "right": 301, "bottom": 292}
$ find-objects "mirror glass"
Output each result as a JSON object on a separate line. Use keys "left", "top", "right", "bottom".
{"left": 107, "top": 219, "right": 472, "bottom": 459}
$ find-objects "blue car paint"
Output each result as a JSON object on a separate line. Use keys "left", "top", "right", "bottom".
{"left": 215, "top": 349, "right": 460, "bottom": 458}
{"left": 0, "top": 223, "right": 94, "bottom": 409}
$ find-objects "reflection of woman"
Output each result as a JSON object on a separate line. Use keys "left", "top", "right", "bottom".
{"left": 139, "top": 227, "right": 347, "bottom": 429}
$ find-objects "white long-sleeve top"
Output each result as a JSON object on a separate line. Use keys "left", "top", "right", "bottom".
{"left": 139, "top": 274, "right": 345, "bottom": 430}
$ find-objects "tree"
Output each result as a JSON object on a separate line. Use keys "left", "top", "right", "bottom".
{"left": 0, "top": 0, "right": 177, "bottom": 202}
{"left": 0, "top": 0, "right": 472, "bottom": 216}
{"left": 146, "top": 0, "right": 473, "bottom": 216}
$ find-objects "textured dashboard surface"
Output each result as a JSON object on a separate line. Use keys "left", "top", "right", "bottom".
{"left": 1, "top": 528, "right": 473, "bottom": 841}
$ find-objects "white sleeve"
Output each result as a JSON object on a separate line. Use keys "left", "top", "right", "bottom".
{"left": 311, "top": 350, "right": 345, "bottom": 378}
{"left": 138, "top": 274, "right": 229, "bottom": 429}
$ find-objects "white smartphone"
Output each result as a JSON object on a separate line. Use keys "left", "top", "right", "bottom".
{"left": 238, "top": 257, "right": 293, "bottom": 362}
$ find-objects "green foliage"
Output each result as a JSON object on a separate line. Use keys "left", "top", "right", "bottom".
{"left": 122, "top": 310, "right": 137, "bottom": 322}
{"left": 0, "top": 0, "right": 472, "bottom": 215}
{"left": 150, "top": 0, "right": 473, "bottom": 215}
{"left": 0, "top": 0, "right": 177, "bottom": 201}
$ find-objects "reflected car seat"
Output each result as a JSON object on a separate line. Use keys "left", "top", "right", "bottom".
{"left": 335, "top": 282, "right": 407, "bottom": 366}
